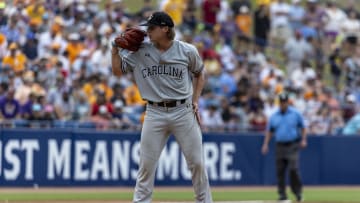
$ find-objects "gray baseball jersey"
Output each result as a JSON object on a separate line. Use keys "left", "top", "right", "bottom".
{"left": 120, "top": 40, "right": 203, "bottom": 102}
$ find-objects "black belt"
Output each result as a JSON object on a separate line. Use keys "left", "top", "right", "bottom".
{"left": 277, "top": 138, "right": 301, "bottom": 146}
{"left": 148, "top": 99, "right": 186, "bottom": 108}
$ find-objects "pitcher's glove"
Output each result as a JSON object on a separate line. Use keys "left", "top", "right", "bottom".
{"left": 113, "top": 27, "right": 147, "bottom": 52}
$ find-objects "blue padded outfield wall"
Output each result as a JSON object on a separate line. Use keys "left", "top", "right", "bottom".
{"left": 0, "top": 129, "right": 360, "bottom": 186}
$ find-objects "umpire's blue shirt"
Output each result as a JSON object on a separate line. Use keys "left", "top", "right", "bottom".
{"left": 267, "top": 106, "right": 305, "bottom": 142}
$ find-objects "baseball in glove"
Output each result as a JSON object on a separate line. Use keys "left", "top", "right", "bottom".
{"left": 113, "top": 27, "right": 147, "bottom": 52}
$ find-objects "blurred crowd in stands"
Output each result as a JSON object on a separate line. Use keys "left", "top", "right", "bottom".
{"left": 0, "top": 0, "right": 359, "bottom": 135}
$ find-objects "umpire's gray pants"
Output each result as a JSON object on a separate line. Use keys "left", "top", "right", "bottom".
{"left": 133, "top": 102, "right": 213, "bottom": 203}
{"left": 276, "top": 141, "right": 302, "bottom": 198}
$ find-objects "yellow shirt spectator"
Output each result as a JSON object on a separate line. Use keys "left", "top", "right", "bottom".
{"left": 82, "top": 81, "right": 113, "bottom": 105}
{"left": 66, "top": 33, "right": 84, "bottom": 64}
{"left": 235, "top": 7, "right": 252, "bottom": 36}
{"left": 163, "top": 0, "right": 186, "bottom": 26}
{"left": 82, "top": 81, "right": 98, "bottom": 105}
{"left": 2, "top": 43, "right": 27, "bottom": 74}
{"left": 97, "top": 83, "right": 114, "bottom": 102}
{"left": 124, "top": 84, "right": 146, "bottom": 106}
{"left": 26, "top": 3, "right": 45, "bottom": 25}
{"left": 66, "top": 42, "right": 84, "bottom": 65}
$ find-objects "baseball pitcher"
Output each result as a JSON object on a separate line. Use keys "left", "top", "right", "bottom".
{"left": 111, "top": 11, "right": 213, "bottom": 203}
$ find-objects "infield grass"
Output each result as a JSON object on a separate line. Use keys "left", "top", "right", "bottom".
{"left": 0, "top": 187, "right": 360, "bottom": 202}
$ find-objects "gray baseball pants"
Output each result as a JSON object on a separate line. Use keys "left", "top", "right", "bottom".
{"left": 133, "top": 102, "right": 213, "bottom": 203}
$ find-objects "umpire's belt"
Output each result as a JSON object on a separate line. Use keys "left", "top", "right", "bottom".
{"left": 276, "top": 138, "right": 301, "bottom": 146}
{"left": 148, "top": 99, "right": 186, "bottom": 108}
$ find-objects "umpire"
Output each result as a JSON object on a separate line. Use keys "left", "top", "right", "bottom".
{"left": 261, "top": 92, "right": 307, "bottom": 202}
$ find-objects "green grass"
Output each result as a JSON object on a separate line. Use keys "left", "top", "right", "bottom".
{"left": 0, "top": 192, "right": 131, "bottom": 201}
{"left": 1, "top": 187, "right": 360, "bottom": 202}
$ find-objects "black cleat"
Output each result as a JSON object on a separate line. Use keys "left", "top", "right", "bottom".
{"left": 278, "top": 196, "right": 288, "bottom": 201}
{"left": 296, "top": 194, "right": 304, "bottom": 202}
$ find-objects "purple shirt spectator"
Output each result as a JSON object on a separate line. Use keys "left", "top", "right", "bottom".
{"left": 20, "top": 93, "right": 37, "bottom": 119}
{"left": 21, "top": 100, "right": 33, "bottom": 118}
{"left": 0, "top": 96, "right": 20, "bottom": 119}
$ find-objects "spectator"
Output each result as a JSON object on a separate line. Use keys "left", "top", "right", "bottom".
{"left": 25, "top": 1, "right": 45, "bottom": 26}
{"left": 90, "top": 104, "right": 112, "bottom": 130}
{"left": 138, "top": 0, "right": 155, "bottom": 21}
{"left": 343, "top": 0, "right": 360, "bottom": 19}
{"left": 43, "top": 104, "right": 57, "bottom": 121}
{"left": 123, "top": 76, "right": 146, "bottom": 107}
{"left": 83, "top": 31, "right": 98, "bottom": 55}
{"left": 248, "top": 107, "right": 267, "bottom": 132}
{"left": 329, "top": 109, "right": 344, "bottom": 135}
{"left": 27, "top": 103, "right": 47, "bottom": 128}
{"left": 91, "top": 93, "right": 113, "bottom": 117}
{"left": 162, "top": 0, "right": 186, "bottom": 26}
{"left": 220, "top": 13, "right": 241, "bottom": 46}
{"left": 0, "top": 88, "right": 20, "bottom": 120}
{"left": 202, "top": 0, "right": 221, "bottom": 30}
{"left": 0, "top": 4, "right": 8, "bottom": 26}
{"left": 65, "top": 33, "right": 84, "bottom": 65}
{"left": 72, "top": 50, "right": 93, "bottom": 79}
{"left": 323, "top": 1, "right": 347, "bottom": 41}
{"left": 21, "top": 92, "right": 37, "bottom": 119}
{"left": 328, "top": 47, "right": 342, "bottom": 91}
{"left": 298, "top": 19, "right": 318, "bottom": 40}
{"left": 22, "top": 32, "right": 38, "bottom": 61}
{"left": 283, "top": 30, "right": 313, "bottom": 76}
{"left": 264, "top": 96, "right": 277, "bottom": 118}
{"left": 220, "top": 98, "right": 238, "bottom": 131}
{"left": 201, "top": 103, "right": 224, "bottom": 132}
{"left": 82, "top": 74, "right": 100, "bottom": 105}
{"left": 231, "top": 0, "right": 252, "bottom": 19}
{"left": 49, "top": 43, "right": 70, "bottom": 74}
{"left": 342, "top": 94, "right": 357, "bottom": 123}
{"left": 342, "top": 112, "right": 360, "bottom": 135}
{"left": 290, "top": 60, "right": 316, "bottom": 89}
{"left": 308, "top": 103, "right": 331, "bottom": 135}
{"left": 247, "top": 88, "right": 264, "bottom": 113}
{"left": 37, "top": 18, "right": 66, "bottom": 57}
{"left": 216, "top": 0, "right": 231, "bottom": 24}
{"left": 343, "top": 49, "right": 360, "bottom": 89}
{"left": 2, "top": 42, "right": 27, "bottom": 75}
{"left": 269, "top": 0, "right": 291, "bottom": 44}
{"left": 289, "top": 0, "right": 305, "bottom": 31}
{"left": 235, "top": 5, "right": 252, "bottom": 37}
{"left": 72, "top": 92, "right": 90, "bottom": 121}
{"left": 112, "top": 99, "right": 132, "bottom": 130}
{"left": 91, "top": 40, "right": 111, "bottom": 76}
{"left": 254, "top": 3, "right": 270, "bottom": 47}
{"left": 0, "top": 82, "right": 8, "bottom": 99}
{"left": 15, "top": 71, "right": 45, "bottom": 105}
{"left": 304, "top": 0, "right": 325, "bottom": 33}
{"left": 181, "top": 9, "right": 198, "bottom": 32}
{"left": 98, "top": 74, "right": 114, "bottom": 102}
{"left": 54, "top": 89, "right": 75, "bottom": 120}
{"left": 341, "top": 10, "right": 360, "bottom": 39}
{"left": 0, "top": 15, "right": 20, "bottom": 44}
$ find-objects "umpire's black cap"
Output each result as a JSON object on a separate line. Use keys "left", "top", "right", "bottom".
{"left": 140, "top": 11, "right": 174, "bottom": 27}
{"left": 279, "top": 93, "right": 289, "bottom": 102}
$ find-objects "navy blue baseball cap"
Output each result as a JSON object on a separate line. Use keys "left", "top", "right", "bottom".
{"left": 279, "top": 93, "right": 289, "bottom": 102}
{"left": 140, "top": 11, "right": 174, "bottom": 27}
